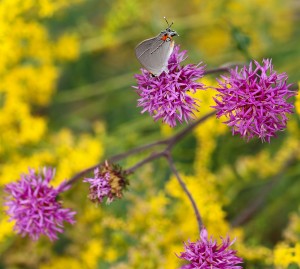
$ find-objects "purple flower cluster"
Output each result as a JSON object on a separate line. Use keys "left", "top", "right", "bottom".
{"left": 178, "top": 228, "right": 243, "bottom": 269}
{"left": 213, "top": 59, "right": 295, "bottom": 142}
{"left": 83, "top": 168, "right": 111, "bottom": 203}
{"left": 4, "top": 167, "right": 76, "bottom": 241}
{"left": 134, "top": 45, "right": 205, "bottom": 127}
{"left": 84, "top": 161, "right": 129, "bottom": 204}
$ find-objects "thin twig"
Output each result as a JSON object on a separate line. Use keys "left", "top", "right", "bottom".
{"left": 167, "top": 111, "right": 215, "bottom": 150}
{"left": 204, "top": 67, "right": 230, "bottom": 75}
{"left": 67, "top": 165, "right": 98, "bottom": 186}
{"left": 67, "top": 140, "right": 168, "bottom": 185}
{"left": 56, "top": 64, "right": 250, "bottom": 104}
{"left": 66, "top": 112, "right": 215, "bottom": 186}
{"left": 203, "top": 63, "right": 245, "bottom": 75}
{"left": 166, "top": 154, "right": 203, "bottom": 233}
{"left": 126, "top": 151, "right": 166, "bottom": 174}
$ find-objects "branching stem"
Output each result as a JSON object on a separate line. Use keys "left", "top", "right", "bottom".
{"left": 67, "top": 111, "right": 214, "bottom": 185}
{"left": 166, "top": 154, "right": 203, "bottom": 233}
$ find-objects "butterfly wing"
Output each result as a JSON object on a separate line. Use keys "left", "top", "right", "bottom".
{"left": 135, "top": 35, "right": 174, "bottom": 76}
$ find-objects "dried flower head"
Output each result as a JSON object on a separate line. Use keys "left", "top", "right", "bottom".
{"left": 4, "top": 167, "right": 76, "bottom": 241}
{"left": 134, "top": 45, "right": 205, "bottom": 127}
{"left": 213, "top": 59, "right": 295, "bottom": 142}
{"left": 178, "top": 227, "right": 243, "bottom": 269}
{"left": 83, "top": 161, "right": 129, "bottom": 204}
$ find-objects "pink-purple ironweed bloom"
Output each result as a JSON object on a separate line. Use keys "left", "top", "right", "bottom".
{"left": 84, "top": 161, "right": 129, "bottom": 204}
{"left": 178, "top": 227, "right": 243, "bottom": 269}
{"left": 213, "top": 59, "right": 295, "bottom": 142}
{"left": 134, "top": 45, "right": 205, "bottom": 127}
{"left": 4, "top": 167, "right": 76, "bottom": 241}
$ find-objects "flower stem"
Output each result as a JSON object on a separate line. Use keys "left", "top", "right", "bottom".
{"left": 126, "top": 151, "right": 165, "bottom": 174}
{"left": 166, "top": 154, "right": 203, "bottom": 234}
{"left": 166, "top": 111, "right": 215, "bottom": 150}
{"left": 67, "top": 112, "right": 215, "bottom": 186}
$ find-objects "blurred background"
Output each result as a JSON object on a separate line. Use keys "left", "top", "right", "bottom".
{"left": 0, "top": 0, "right": 300, "bottom": 268}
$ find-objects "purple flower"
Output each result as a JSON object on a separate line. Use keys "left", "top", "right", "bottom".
{"left": 178, "top": 228, "right": 243, "bottom": 269}
{"left": 84, "top": 161, "right": 129, "bottom": 204}
{"left": 134, "top": 45, "right": 205, "bottom": 127}
{"left": 213, "top": 59, "right": 295, "bottom": 142}
{"left": 83, "top": 169, "right": 111, "bottom": 203}
{"left": 4, "top": 167, "right": 76, "bottom": 241}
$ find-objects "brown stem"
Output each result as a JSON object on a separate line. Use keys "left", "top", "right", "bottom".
{"left": 126, "top": 151, "right": 166, "bottom": 174}
{"left": 108, "top": 139, "right": 168, "bottom": 161}
{"left": 203, "top": 63, "right": 245, "bottom": 75}
{"left": 167, "top": 111, "right": 215, "bottom": 150}
{"left": 166, "top": 154, "right": 203, "bottom": 233}
{"left": 204, "top": 67, "right": 230, "bottom": 75}
{"left": 66, "top": 112, "right": 215, "bottom": 185}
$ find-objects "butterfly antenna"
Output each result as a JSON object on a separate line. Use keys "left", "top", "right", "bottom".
{"left": 164, "top": 16, "right": 173, "bottom": 28}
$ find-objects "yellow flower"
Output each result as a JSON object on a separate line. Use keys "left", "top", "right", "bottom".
{"left": 55, "top": 34, "right": 80, "bottom": 61}
{"left": 0, "top": 214, "right": 14, "bottom": 244}
{"left": 81, "top": 239, "right": 103, "bottom": 268}
{"left": 274, "top": 243, "right": 299, "bottom": 267}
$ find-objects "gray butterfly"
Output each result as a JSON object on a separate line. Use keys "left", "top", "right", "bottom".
{"left": 135, "top": 18, "right": 179, "bottom": 76}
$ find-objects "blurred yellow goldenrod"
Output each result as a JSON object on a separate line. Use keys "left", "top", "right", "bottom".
{"left": 81, "top": 239, "right": 103, "bottom": 268}
{"left": 190, "top": 0, "right": 293, "bottom": 60}
{"left": 0, "top": 215, "right": 14, "bottom": 244}
{"left": 55, "top": 34, "right": 80, "bottom": 61}
{"left": 284, "top": 210, "right": 300, "bottom": 243}
{"left": 274, "top": 243, "right": 300, "bottom": 268}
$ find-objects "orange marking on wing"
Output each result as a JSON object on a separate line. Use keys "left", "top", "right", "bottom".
{"left": 161, "top": 34, "right": 168, "bottom": 41}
